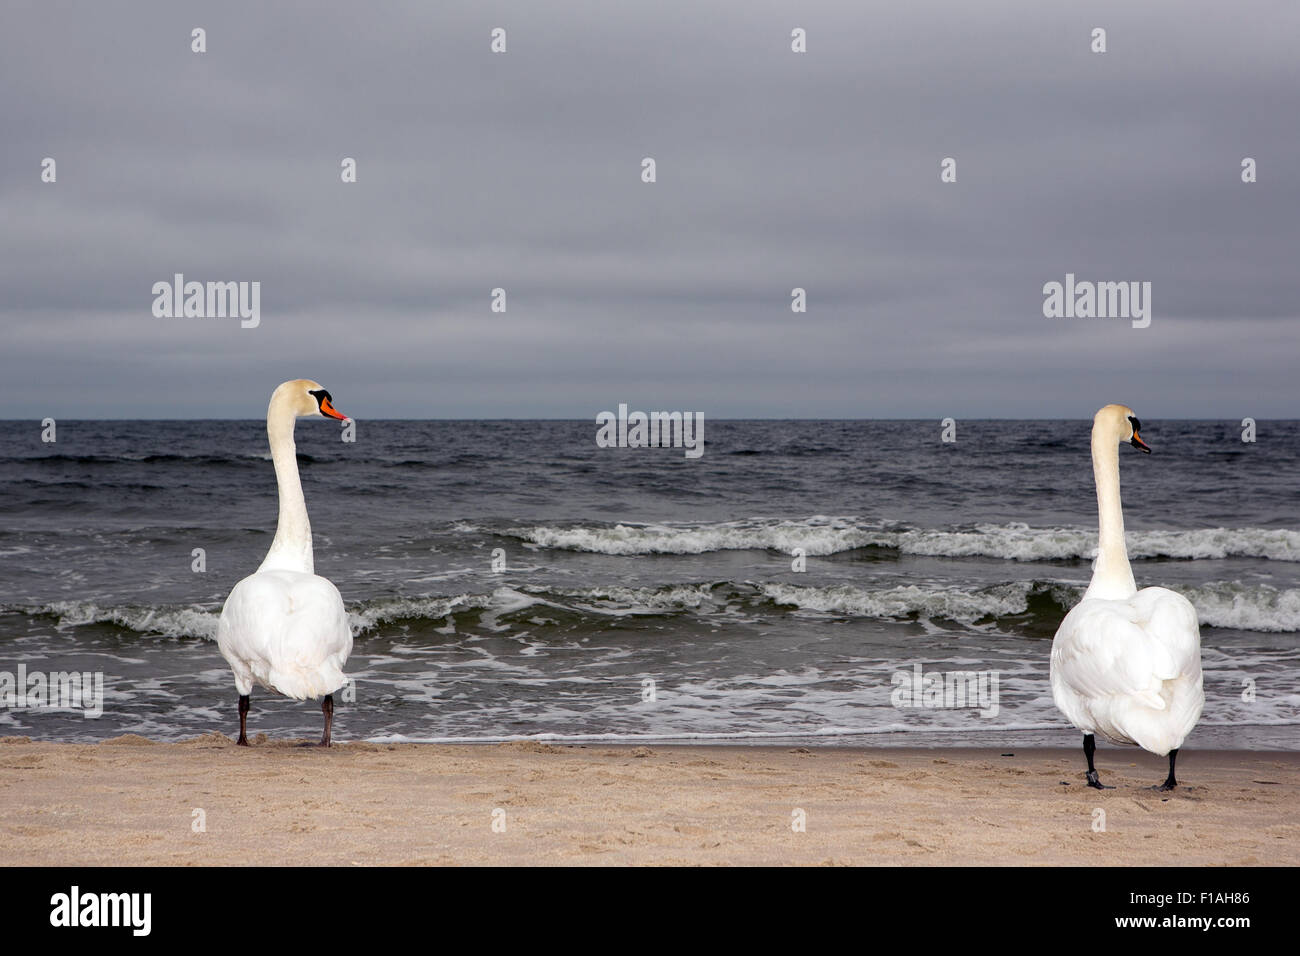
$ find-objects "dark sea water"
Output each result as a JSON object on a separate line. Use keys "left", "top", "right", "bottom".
{"left": 1, "top": 419, "right": 1297, "bottom": 749}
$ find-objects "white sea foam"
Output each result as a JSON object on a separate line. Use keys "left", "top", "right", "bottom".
{"left": 511, "top": 517, "right": 880, "bottom": 556}
{"left": 30, "top": 600, "right": 220, "bottom": 640}
{"left": 508, "top": 518, "right": 1300, "bottom": 561}
{"left": 760, "top": 581, "right": 1035, "bottom": 622}
{"left": 564, "top": 584, "right": 719, "bottom": 614}
{"left": 1182, "top": 582, "right": 1300, "bottom": 633}
{"left": 347, "top": 592, "right": 498, "bottom": 634}
{"left": 1126, "top": 528, "right": 1300, "bottom": 561}
{"left": 886, "top": 524, "right": 1095, "bottom": 560}
{"left": 762, "top": 578, "right": 1300, "bottom": 632}
{"left": 365, "top": 724, "right": 1078, "bottom": 745}
{"left": 6, "top": 575, "right": 1297, "bottom": 642}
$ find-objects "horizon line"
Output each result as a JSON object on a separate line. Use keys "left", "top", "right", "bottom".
{"left": 2, "top": 416, "right": 1292, "bottom": 423}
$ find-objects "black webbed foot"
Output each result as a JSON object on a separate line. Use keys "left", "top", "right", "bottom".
{"left": 1085, "top": 770, "right": 1114, "bottom": 790}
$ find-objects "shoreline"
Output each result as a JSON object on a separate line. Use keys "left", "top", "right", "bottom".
{"left": 3, "top": 736, "right": 1296, "bottom": 865}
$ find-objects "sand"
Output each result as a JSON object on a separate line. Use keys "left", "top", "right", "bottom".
{"left": 0, "top": 735, "right": 1295, "bottom": 866}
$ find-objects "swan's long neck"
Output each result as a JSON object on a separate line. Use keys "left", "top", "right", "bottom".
{"left": 258, "top": 397, "right": 314, "bottom": 574}
{"left": 1086, "top": 421, "right": 1136, "bottom": 600}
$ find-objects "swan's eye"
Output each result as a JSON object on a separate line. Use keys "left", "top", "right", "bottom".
{"left": 1128, "top": 415, "right": 1142, "bottom": 433}
{"left": 308, "top": 388, "right": 348, "bottom": 421}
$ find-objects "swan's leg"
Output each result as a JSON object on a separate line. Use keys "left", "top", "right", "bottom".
{"left": 237, "top": 694, "right": 250, "bottom": 746}
{"left": 1083, "top": 734, "right": 1113, "bottom": 789}
{"left": 319, "top": 694, "right": 334, "bottom": 748}
{"left": 1154, "top": 749, "right": 1178, "bottom": 791}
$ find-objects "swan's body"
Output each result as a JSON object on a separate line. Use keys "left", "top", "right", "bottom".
{"left": 1051, "top": 586, "right": 1203, "bottom": 755}
{"left": 216, "top": 379, "right": 352, "bottom": 745}
{"left": 1049, "top": 404, "right": 1203, "bottom": 789}
{"left": 218, "top": 569, "right": 350, "bottom": 701}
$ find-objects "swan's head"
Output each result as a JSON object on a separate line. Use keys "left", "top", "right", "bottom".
{"left": 1095, "top": 403, "right": 1150, "bottom": 453}
{"left": 272, "top": 379, "right": 349, "bottom": 421}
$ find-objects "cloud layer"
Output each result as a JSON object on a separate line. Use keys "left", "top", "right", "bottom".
{"left": 2, "top": 1, "right": 1297, "bottom": 418}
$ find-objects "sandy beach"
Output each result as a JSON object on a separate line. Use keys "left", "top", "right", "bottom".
{"left": 1, "top": 735, "right": 1296, "bottom": 866}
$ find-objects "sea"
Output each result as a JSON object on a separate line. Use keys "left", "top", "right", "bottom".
{"left": 1, "top": 419, "right": 1296, "bottom": 749}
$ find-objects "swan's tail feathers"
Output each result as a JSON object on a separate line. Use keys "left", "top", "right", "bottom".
{"left": 1133, "top": 688, "right": 1168, "bottom": 711}
{"left": 1115, "top": 674, "right": 1205, "bottom": 756}
{"left": 262, "top": 663, "right": 349, "bottom": 701}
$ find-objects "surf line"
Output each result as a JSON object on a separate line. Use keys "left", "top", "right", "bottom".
{"left": 595, "top": 403, "right": 704, "bottom": 459}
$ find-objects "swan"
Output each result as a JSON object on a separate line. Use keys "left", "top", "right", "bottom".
{"left": 1050, "top": 404, "right": 1204, "bottom": 790}
{"left": 216, "top": 379, "right": 353, "bottom": 747}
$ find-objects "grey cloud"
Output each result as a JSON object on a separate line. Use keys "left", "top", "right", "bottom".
{"left": 1, "top": 0, "right": 1297, "bottom": 419}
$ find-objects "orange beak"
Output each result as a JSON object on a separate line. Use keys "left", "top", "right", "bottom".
{"left": 320, "top": 396, "right": 348, "bottom": 421}
{"left": 1130, "top": 430, "right": 1151, "bottom": 453}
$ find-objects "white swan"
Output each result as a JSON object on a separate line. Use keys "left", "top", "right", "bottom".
{"left": 1050, "top": 404, "right": 1204, "bottom": 790}
{"left": 216, "top": 379, "right": 353, "bottom": 746}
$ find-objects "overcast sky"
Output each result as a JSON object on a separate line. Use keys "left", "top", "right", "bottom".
{"left": 2, "top": 1, "right": 1297, "bottom": 418}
